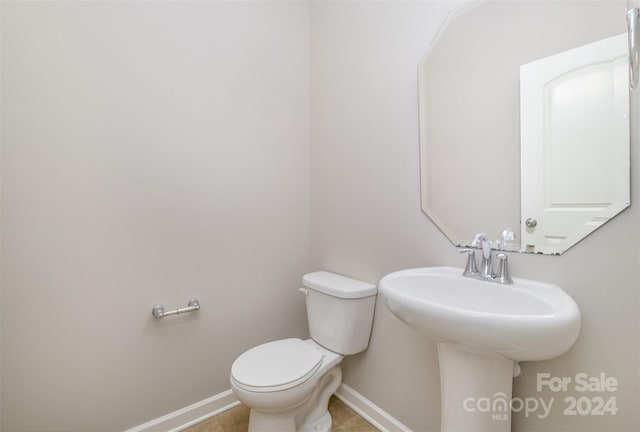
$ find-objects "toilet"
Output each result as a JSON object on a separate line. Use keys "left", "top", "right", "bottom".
{"left": 230, "top": 271, "right": 377, "bottom": 432}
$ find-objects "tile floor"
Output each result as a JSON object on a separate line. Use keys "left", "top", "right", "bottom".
{"left": 183, "top": 396, "right": 380, "bottom": 432}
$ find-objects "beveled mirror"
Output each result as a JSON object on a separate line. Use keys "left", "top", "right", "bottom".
{"left": 418, "top": 0, "right": 630, "bottom": 255}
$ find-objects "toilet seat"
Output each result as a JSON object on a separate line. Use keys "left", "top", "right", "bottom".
{"left": 231, "top": 338, "right": 323, "bottom": 393}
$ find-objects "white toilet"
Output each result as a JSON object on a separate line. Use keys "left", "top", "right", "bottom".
{"left": 230, "top": 271, "right": 377, "bottom": 432}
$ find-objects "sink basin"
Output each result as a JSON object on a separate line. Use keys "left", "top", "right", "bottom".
{"left": 379, "top": 266, "right": 580, "bottom": 361}
{"left": 380, "top": 266, "right": 581, "bottom": 431}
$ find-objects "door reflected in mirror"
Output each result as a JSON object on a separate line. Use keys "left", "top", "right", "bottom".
{"left": 520, "top": 33, "right": 629, "bottom": 254}
{"left": 418, "top": 0, "right": 630, "bottom": 255}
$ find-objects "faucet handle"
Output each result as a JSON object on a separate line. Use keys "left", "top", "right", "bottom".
{"left": 497, "top": 228, "right": 516, "bottom": 251}
{"left": 495, "top": 253, "right": 513, "bottom": 284}
{"left": 469, "top": 232, "right": 492, "bottom": 260}
{"left": 457, "top": 248, "right": 478, "bottom": 277}
{"left": 469, "top": 232, "right": 488, "bottom": 248}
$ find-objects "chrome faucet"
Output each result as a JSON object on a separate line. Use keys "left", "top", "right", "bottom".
{"left": 497, "top": 228, "right": 516, "bottom": 250}
{"left": 457, "top": 248, "right": 478, "bottom": 277}
{"left": 458, "top": 231, "right": 514, "bottom": 284}
{"left": 494, "top": 253, "right": 513, "bottom": 284}
{"left": 467, "top": 232, "right": 493, "bottom": 279}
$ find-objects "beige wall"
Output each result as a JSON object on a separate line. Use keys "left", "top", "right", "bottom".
{"left": 310, "top": 1, "right": 639, "bottom": 431}
{"left": 2, "top": 1, "right": 639, "bottom": 431}
{"left": 0, "top": 1, "right": 309, "bottom": 431}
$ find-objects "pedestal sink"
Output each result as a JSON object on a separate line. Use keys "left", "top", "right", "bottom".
{"left": 379, "top": 267, "right": 581, "bottom": 432}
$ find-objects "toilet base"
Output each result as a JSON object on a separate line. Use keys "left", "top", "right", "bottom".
{"left": 248, "top": 410, "right": 296, "bottom": 432}
{"left": 298, "top": 411, "right": 331, "bottom": 432}
{"left": 246, "top": 366, "right": 342, "bottom": 432}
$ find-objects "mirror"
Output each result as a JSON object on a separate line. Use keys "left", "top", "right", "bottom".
{"left": 418, "top": 0, "right": 630, "bottom": 255}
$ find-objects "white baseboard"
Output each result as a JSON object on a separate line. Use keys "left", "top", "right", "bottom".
{"left": 123, "top": 389, "right": 240, "bottom": 432}
{"left": 335, "top": 383, "right": 412, "bottom": 432}
{"left": 123, "top": 384, "right": 410, "bottom": 432}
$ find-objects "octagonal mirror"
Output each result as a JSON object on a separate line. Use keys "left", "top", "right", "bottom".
{"left": 419, "top": 0, "right": 630, "bottom": 255}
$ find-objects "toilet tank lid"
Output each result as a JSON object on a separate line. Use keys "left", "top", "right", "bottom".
{"left": 302, "top": 271, "right": 377, "bottom": 299}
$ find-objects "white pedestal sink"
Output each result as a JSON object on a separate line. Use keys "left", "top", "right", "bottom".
{"left": 379, "top": 267, "right": 581, "bottom": 432}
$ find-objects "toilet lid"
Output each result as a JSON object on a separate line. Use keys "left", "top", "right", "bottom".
{"left": 231, "top": 338, "right": 322, "bottom": 391}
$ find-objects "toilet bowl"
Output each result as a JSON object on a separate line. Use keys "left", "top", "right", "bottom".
{"left": 231, "top": 338, "right": 343, "bottom": 432}
{"left": 229, "top": 271, "right": 377, "bottom": 432}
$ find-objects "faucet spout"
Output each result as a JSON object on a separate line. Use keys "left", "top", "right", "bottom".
{"left": 469, "top": 233, "right": 493, "bottom": 279}
{"left": 479, "top": 248, "right": 493, "bottom": 279}
{"left": 481, "top": 238, "right": 491, "bottom": 259}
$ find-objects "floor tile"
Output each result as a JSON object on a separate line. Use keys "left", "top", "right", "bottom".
{"left": 328, "top": 396, "right": 357, "bottom": 427}
{"left": 182, "top": 416, "right": 224, "bottom": 432}
{"left": 215, "top": 404, "right": 251, "bottom": 432}
{"left": 334, "top": 415, "right": 379, "bottom": 432}
{"left": 184, "top": 395, "right": 379, "bottom": 432}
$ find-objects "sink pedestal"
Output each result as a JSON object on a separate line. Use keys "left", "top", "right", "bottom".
{"left": 438, "top": 343, "right": 514, "bottom": 432}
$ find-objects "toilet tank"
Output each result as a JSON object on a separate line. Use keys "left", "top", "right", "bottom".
{"left": 302, "top": 271, "right": 377, "bottom": 355}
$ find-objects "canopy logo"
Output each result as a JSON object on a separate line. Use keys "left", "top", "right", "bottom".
{"left": 462, "top": 372, "right": 619, "bottom": 421}
{"left": 463, "top": 392, "right": 553, "bottom": 420}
